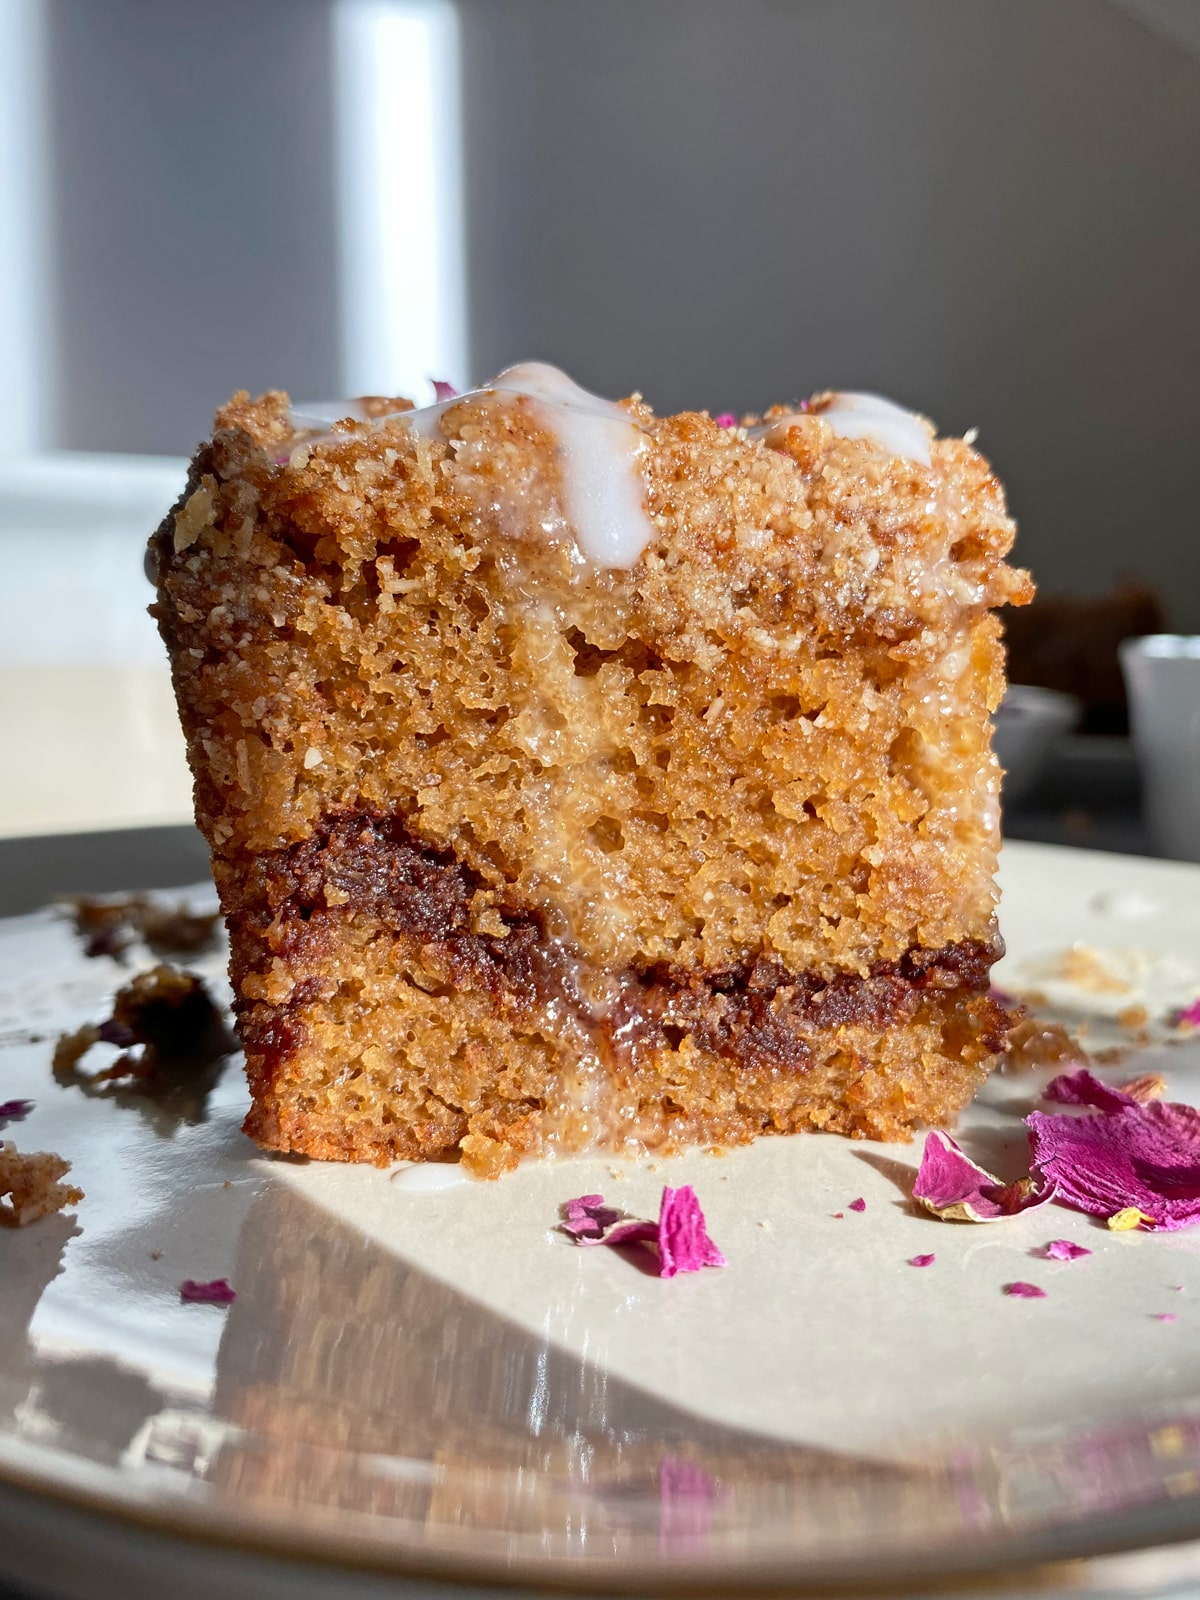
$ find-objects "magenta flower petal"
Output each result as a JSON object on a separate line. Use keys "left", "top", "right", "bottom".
{"left": 848, "top": 1197, "right": 866, "bottom": 1213}
{"left": 908, "top": 1253, "right": 936, "bottom": 1268}
{"left": 180, "top": 1278, "right": 236, "bottom": 1305}
{"left": 1044, "top": 1068, "right": 1137, "bottom": 1112}
{"left": 1042, "top": 1239, "right": 1091, "bottom": 1261}
{"left": 1176, "top": 999, "right": 1200, "bottom": 1028}
{"left": 1004, "top": 1281, "right": 1046, "bottom": 1299}
{"left": 913, "top": 1129, "right": 1054, "bottom": 1222}
{"left": 713, "top": 412, "right": 737, "bottom": 428}
{"left": 0, "top": 1100, "right": 34, "bottom": 1123}
{"left": 1154, "top": 1312, "right": 1178, "bottom": 1323}
{"left": 563, "top": 1187, "right": 725, "bottom": 1275}
{"left": 1027, "top": 1099, "right": 1200, "bottom": 1231}
{"left": 562, "top": 1193, "right": 623, "bottom": 1238}
{"left": 431, "top": 379, "right": 458, "bottom": 402}
{"left": 657, "top": 1185, "right": 728, "bottom": 1277}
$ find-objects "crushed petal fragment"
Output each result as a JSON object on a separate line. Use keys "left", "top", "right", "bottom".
{"left": 908, "top": 1253, "right": 936, "bottom": 1268}
{"left": 562, "top": 1193, "right": 623, "bottom": 1239}
{"left": 1004, "top": 1281, "right": 1046, "bottom": 1298}
{"left": 1042, "top": 1239, "right": 1091, "bottom": 1261}
{"left": 179, "top": 1278, "right": 237, "bottom": 1304}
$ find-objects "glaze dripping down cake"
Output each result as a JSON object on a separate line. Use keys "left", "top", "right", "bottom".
{"left": 150, "top": 364, "right": 1032, "bottom": 1176}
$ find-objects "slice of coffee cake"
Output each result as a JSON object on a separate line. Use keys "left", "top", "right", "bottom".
{"left": 151, "top": 365, "right": 1031, "bottom": 1175}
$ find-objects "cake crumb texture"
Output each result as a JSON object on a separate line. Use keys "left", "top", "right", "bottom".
{"left": 0, "top": 1142, "right": 83, "bottom": 1227}
{"left": 152, "top": 380, "right": 1030, "bottom": 1173}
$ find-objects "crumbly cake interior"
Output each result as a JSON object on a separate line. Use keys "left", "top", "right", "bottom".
{"left": 152, "top": 372, "right": 1031, "bottom": 1175}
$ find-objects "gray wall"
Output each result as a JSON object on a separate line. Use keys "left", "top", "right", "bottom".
{"left": 41, "top": 0, "right": 1200, "bottom": 623}
{"left": 46, "top": 0, "right": 340, "bottom": 458}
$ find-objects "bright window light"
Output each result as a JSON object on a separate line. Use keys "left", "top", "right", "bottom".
{"left": 0, "top": 0, "right": 50, "bottom": 451}
{"left": 333, "top": 0, "right": 469, "bottom": 404}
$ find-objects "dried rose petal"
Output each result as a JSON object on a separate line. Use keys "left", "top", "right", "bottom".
{"left": 1154, "top": 1312, "right": 1178, "bottom": 1323}
{"left": 1043, "top": 1068, "right": 1137, "bottom": 1113}
{"left": 564, "top": 1187, "right": 725, "bottom": 1275}
{"left": 1027, "top": 1099, "right": 1200, "bottom": 1231}
{"left": 658, "top": 1185, "right": 727, "bottom": 1277}
{"left": 909, "top": 1253, "right": 936, "bottom": 1268}
{"left": 562, "top": 1193, "right": 623, "bottom": 1239}
{"left": 913, "top": 1129, "right": 1054, "bottom": 1222}
{"left": 1004, "top": 1281, "right": 1046, "bottom": 1298}
{"left": 180, "top": 1278, "right": 236, "bottom": 1305}
{"left": 848, "top": 1197, "right": 866, "bottom": 1213}
{"left": 1042, "top": 1239, "right": 1091, "bottom": 1261}
{"left": 431, "top": 379, "right": 458, "bottom": 402}
{"left": 1175, "top": 999, "right": 1200, "bottom": 1029}
{"left": 713, "top": 412, "right": 737, "bottom": 428}
{"left": 0, "top": 1100, "right": 34, "bottom": 1123}
{"left": 989, "top": 986, "right": 1017, "bottom": 1008}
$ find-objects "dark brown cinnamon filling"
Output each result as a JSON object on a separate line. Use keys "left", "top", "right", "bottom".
{"left": 233, "top": 811, "right": 1005, "bottom": 1075}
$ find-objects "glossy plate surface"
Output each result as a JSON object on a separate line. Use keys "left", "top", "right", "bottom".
{"left": 5, "top": 838, "right": 1200, "bottom": 1593}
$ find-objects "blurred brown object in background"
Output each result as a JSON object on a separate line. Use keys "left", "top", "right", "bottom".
{"left": 1003, "top": 580, "right": 1166, "bottom": 735}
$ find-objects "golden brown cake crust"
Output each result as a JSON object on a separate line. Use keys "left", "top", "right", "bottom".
{"left": 152, "top": 381, "right": 1030, "bottom": 1173}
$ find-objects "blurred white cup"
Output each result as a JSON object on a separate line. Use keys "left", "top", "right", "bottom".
{"left": 1120, "top": 635, "right": 1200, "bottom": 862}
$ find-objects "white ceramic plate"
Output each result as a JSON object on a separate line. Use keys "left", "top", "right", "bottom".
{"left": 5, "top": 838, "right": 1200, "bottom": 1598}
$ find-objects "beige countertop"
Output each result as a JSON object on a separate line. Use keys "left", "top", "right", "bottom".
{"left": 0, "top": 451, "right": 193, "bottom": 839}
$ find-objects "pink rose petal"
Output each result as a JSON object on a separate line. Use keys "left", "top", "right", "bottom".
{"left": 180, "top": 1278, "right": 236, "bottom": 1305}
{"left": 908, "top": 1253, "right": 936, "bottom": 1268}
{"left": 0, "top": 1100, "right": 33, "bottom": 1123}
{"left": 1027, "top": 1098, "right": 1200, "bottom": 1231}
{"left": 562, "top": 1193, "right": 623, "bottom": 1239}
{"left": 1004, "top": 1281, "right": 1046, "bottom": 1299}
{"left": 657, "top": 1185, "right": 727, "bottom": 1277}
{"left": 1175, "top": 999, "right": 1200, "bottom": 1029}
{"left": 1154, "top": 1312, "right": 1178, "bottom": 1322}
{"left": 913, "top": 1129, "right": 1054, "bottom": 1222}
{"left": 848, "top": 1197, "right": 866, "bottom": 1213}
{"left": 1044, "top": 1068, "right": 1138, "bottom": 1113}
{"left": 431, "top": 379, "right": 458, "bottom": 402}
{"left": 562, "top": 1187, "right": 726, "bottom": 1276}
{"left": 713, "top": 412, "right": 737, "bottom": 428}
{"left": 1042, "top": 1239, "right": 1091, "bottom": 1261}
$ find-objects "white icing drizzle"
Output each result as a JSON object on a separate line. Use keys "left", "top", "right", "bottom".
{"left": 390, "top": 1161, "right": 472, "bottom": 1191}
{"left": 751, "top": 391, "right": 933, "bottom": 467}
{"left": 292, "top": 364, "right": 655, "bottom": 570}
{"left": 414, "top": 362, "right": 654, "bottom": 569}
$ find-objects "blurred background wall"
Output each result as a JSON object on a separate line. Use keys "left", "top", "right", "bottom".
{"left": 5, "top": 0, "right": 1200, "bottom": 619}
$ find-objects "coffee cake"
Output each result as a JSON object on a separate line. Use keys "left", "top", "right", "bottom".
{"left": 150, "top": 365, "right": 1031, "bottom": 1175}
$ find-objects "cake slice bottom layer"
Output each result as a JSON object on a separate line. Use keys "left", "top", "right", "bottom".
{"left": 226, "top": 813, "right": 1007, "bottom": 1176}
